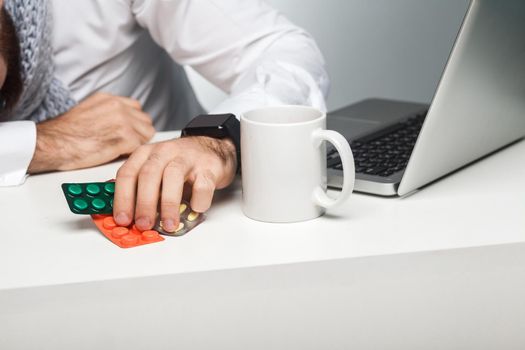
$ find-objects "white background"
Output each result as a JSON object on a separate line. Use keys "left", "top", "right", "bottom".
{"left": 186, "top": 0, "right": 470, "bottom": 112}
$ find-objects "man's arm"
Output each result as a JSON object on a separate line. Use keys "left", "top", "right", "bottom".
{"left": 28, "top": 93, "right": 155, "bottom": 173}
{"left": 0, "top": 92, "right": 155, "bottom": 185}
{"left": 131, "top": 0, "right": 329, "bottom": 115}
{"left": 113, "top": 0, "right": 329, "bottom": 232}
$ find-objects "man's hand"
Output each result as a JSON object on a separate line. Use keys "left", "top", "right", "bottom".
{"left": 113, "top": 136, "right": 237, "bottom": 232}
{"left": 28, "top": 93, "right": 155, "bottom": 173}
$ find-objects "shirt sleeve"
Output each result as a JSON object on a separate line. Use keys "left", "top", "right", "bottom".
{"left": 0, "top": 121, "right": 37, "bottom": 186}
{"left": 129, "top": 0, "right": 329, "bottom": 117}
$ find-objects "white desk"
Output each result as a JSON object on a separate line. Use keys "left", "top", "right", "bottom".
{"left": 1, "top": 132, "right": 524, "bottom": 349}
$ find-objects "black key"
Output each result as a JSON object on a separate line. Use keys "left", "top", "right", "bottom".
{"left": 379, "top": 170, "right": 394, "bottom": 177}
{"left": 327, "top": 148, "right": 337, "bottom": 157}
{"left": 359, "top": 162, "right": 375, "bottom": 168}
{"left": 364, "top": 166, "right": 387, "bottom": 175}
{"left": 327, "top": 156, "right": 341, "bottom": 168}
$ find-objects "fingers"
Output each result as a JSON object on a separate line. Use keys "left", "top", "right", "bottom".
{"left": 85, "top": 93, "right": 152, "bottom": 126}
{"left": 159, "top": 159, "right": 188, "bottom": 232}
{"left": 86, "top": 94, "right": 155, "bottom": 149}
{"left": 190, "top": 171, "right": 216, "bottom": 213}
{"left": 113, "top": 96, "right": 143, "bottom": 111}
{"left": 83, "top": 92, "right": 143, "bottom": 111}
{"left": 113, "top": 137, "right": 232, "bottom": 232}
{"left": 106, "top": 97, "right": 155, "bottom": 143}
{"left": 114, "top": 146, "right": 152, "bottom": 226}
{"left": 127, "top": 108, "right": 156, "bottom": 143}
{"left": 134, "top": 151, "right": 187, "bottom": 231}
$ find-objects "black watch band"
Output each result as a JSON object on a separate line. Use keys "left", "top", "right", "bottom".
{"left": 181, "top": 113, "right": 241, "bottom": 173}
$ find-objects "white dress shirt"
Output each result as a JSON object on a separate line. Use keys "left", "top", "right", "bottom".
{"left": 0, "top": 0, "right": 329, "bottom": 186}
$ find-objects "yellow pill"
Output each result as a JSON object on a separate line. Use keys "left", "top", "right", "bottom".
{"left": 179, "top": 203, "right": 187, "bottom": 214}
{"left": 187, "top": 211, "right": 199, "bottom": 222}
{"left": 175, "top": 222, "right": 185, "bottom": 233}
{"left": 159, "top": 220, "right": 184, "bottom": 233}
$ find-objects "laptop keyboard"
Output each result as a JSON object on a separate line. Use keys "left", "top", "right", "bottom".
{"left": 327, "top": 112, "right": 426, "bottom": 177}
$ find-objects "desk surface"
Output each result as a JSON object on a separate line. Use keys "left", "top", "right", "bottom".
{"left": 1, "top": 132, "right": 524, "bottom": 291}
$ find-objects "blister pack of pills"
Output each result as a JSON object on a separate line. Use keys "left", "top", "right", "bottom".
{"left": 91, "top": 214, "right": 164, "bottom": 248}
{"left": 62, "top": 182, "right": 115, "bottom": 215}
{"left": 62, "top": 182, "right": 206, "bottom": 246}
{"left": 154, "top": 201, "right": 205, "bottom": 237}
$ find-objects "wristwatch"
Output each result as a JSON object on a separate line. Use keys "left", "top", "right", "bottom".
{"left": 181, "top": 113, "right": 241, "bottom": 172}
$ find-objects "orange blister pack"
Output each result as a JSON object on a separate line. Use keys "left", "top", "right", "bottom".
{"left": 91, "top": 214, "right": 165, "bottom": 248}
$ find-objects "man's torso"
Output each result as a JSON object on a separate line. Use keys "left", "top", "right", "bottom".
{"left": 51, "top": 0, "right": 203, "bottom": 131}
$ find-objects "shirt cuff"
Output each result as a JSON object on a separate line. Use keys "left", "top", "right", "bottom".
{"left": 0, "top": 121, "right": 37, "bottom": 186}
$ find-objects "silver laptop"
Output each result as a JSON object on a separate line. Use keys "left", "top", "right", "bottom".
{"left": 327, "top": 0, "right": 525, "bottom": 196}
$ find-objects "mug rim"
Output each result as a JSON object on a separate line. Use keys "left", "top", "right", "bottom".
{"left": 241, "top": 105, "right": 325, "bottom": 127}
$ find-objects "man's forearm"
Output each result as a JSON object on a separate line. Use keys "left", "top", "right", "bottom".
{"left": 28, "top": 122, "right": 66, "bottom": 173}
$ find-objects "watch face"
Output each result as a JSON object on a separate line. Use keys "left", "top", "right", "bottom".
{"left": 186, "top": 114, "right": 234, "bottom": 129}
{"left": 182, "top": 113, "right": 240, "bottom": 151}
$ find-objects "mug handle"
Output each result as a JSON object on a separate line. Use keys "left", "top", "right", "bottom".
{"left": 311, "top": 129, "right": 355, "bottom": 209}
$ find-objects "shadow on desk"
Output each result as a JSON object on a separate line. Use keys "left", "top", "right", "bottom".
{"left": 61, "top": 217, "right": 96, "bottom": 233}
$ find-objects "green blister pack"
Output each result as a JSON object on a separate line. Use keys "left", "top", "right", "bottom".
{"left": 61, "top": 182, "right": 115, "bottom": 215}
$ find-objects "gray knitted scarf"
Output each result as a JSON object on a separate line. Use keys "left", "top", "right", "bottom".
{"left": 4, "top": 0, "right": 75, "bottom": 122}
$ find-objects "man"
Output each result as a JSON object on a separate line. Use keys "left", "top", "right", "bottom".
{"left": 0, "top": 0, "right": 328, "bottom": 232}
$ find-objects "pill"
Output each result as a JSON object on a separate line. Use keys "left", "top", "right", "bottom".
{"left": 62, "top": 182, "right": 118, "bottom": 215}
{"left": 179, "top": 203, "right": 187, "bottom": 214}
{"left": 91, "top": 198, "right": 106, "bottom": 210}
{"left": 67, "top": 184, "right": 83, "bottom": 196}
{"left": 159, "top": 220, "right": 176, "bottom": 233}
{"left": 103, "top": 216, "right": 117, "bottom": 230}
{"left": 91, "top": 214, "right": 164, "bottom": 248}
{"left": 187, "top": 211, "right": 199, "bottom": 222}
{"left": 86, "top": 184, "right": 101, "bottom": 195}
{"left": 121, "top": 234, "right": 139, "bottom": 247}
{"left": 73, "top": 198, "right": 88, "bottom": 210}
{"left": 112, "top": 227, "right": 129, "bottom": 239}
{"left": 175, "top": 222, "right": 185, "bottom": 233}
{"left": 103, "top": 182, "right": 115, "bottom": 195}
{"left": 142, "top": 230, "right": 159, "bottom": 242}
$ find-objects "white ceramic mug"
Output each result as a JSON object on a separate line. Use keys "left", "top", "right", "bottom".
{"left": 240, "top": 105, "right": 355, "bottom": 223}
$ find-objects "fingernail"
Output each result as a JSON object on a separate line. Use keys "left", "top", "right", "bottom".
{"left": 135, "top": 217, "right": 151, "bottom": 230}
{"left": 161, "top": 219, "right": 176, "bottom": 233}
{"left": 115, "top": 212, "right": 129, "bottom": 225}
